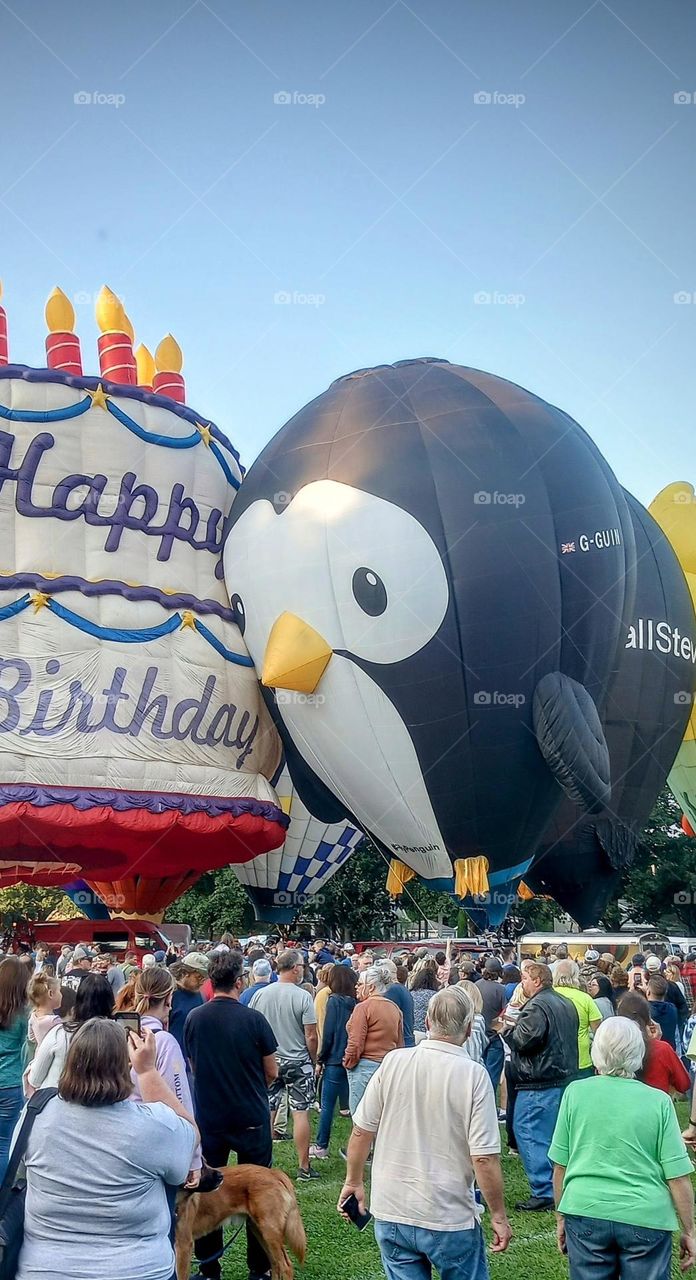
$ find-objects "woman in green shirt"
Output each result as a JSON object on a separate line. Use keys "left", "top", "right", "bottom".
{"left": 550, "top": 1017, "right": 696, "bottom": 1279}
{"left": 0, "top": 956, "right": 29, "bottom": 1177}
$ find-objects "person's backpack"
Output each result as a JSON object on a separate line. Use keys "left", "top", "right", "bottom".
{"left": 0, "top": 1089, "right": 58, "bottom": 1279}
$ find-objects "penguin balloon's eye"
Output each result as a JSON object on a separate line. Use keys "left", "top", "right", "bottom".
{"left": 352, "top": 567, "right": 387, "bottom": 617}
{"left": 230, "top": 593, "right": 246, "bottom": 635}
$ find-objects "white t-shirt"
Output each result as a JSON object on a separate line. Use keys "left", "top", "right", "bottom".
{"left": 353, "top": 1039, "right": 500, "bottom": 1232}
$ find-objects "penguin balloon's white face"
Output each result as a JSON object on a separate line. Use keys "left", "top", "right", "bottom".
{"left": 223, "top": 480, "right": 453, "bottom": 882}
{"left": 224, "top": 480, "right": 449, "bottom": 665}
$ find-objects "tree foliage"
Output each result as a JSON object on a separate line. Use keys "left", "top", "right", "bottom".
{"left": 0, "top": 884, "right": 70, "bottom": 925}
{"left": 300, "top": 838, "right": 399, "bottom": 939}
{"left": 618, "top": 789, "right": 696, "bottom": 934}
{"left": 165, "top": 868, "right": 254, "bottom": 938}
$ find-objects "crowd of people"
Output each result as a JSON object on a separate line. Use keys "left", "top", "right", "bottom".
{"left": 1, "top": 932, "right": 696, "bottom": 1279}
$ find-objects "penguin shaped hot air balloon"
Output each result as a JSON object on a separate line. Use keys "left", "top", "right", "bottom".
{"left": 224, "top": 359, "right": 637, "bottom": 909}
{"left": 527, "top": 491, "right": 696, "bottom": 926}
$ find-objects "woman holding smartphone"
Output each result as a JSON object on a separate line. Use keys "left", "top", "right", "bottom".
{"left": 129, "top": 966, "right": 202, "bottom": 1184}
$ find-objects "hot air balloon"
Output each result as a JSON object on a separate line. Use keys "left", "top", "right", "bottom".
{"left": 233, "top": 766, "right": 363, "bottom": 923}
{"left": 526, "top": 491, "right": 696, "bottom": 926}
{"left": 0, "top": 286, "right": 286, "bottom": 920}
{"left": 224, "top": 358, "right": 638, "bottom": 915}
{"left": 649, "top": 482, "right": 696, "bottom": 835}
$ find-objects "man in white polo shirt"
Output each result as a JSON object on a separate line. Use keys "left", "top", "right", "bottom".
{"left": 337, "top": 985, "right": 511, "bottom": 1279}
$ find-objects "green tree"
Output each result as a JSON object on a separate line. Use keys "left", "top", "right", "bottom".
{"left": 300, "top": 838, "right": 398, "bottom": 939}
{"left": 618, "top": 789, "right": 696, "bottom": 933}
{"left": 165, "top": 868, "right": 254, "bottom": 938}
{"left": 0, "top": 884, "right": 70, "bottom": 925}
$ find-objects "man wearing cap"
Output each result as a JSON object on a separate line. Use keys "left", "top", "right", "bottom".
{"left": 578, "top": 948, "right": 600, "bottom": 988}
{"left": 62, "top": 946, "right": 94, "bottom": 992}
{"left": 169, "top": 952, "right": 210, "bottom": 1055}
{"left": 341, "top": 943, "right": 355, "bottom": 966}
{"left": 241, "top": 958, "right": 274, "bottom": 1007}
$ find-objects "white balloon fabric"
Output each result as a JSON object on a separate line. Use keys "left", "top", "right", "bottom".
{"left": 234, "top": 766, "right": 363, "bottom": 922}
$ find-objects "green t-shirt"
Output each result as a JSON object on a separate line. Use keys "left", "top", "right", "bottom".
{"left": 554, "top": 985, "right": 602, "bottom": 1069}
{"left": 549, "top": 1076, "right": 693, "bottom": 1231}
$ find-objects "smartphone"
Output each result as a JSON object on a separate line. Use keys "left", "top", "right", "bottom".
{"left": 340, "top": 1194, "right": 373, "bottom": 1232}
{"left": 113, "top": 1011, "right": 141, "bottom": 1036}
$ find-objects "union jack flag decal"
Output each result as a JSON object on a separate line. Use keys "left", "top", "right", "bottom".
{"left": 561, "top": 541, "right": 576, "bottom": 554}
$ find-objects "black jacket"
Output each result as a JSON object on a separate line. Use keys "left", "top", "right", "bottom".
{"left": 504, "top": 987, "right": 579, "bottom": 1090}
{"left": 318, "top": 993, "right": 357, "bottom": 1067}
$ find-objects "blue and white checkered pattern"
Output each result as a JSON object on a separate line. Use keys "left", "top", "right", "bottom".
{"left": 281, "top": 825, "right": 362, "bottom": 895}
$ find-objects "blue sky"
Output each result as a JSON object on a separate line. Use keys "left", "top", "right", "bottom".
{"left": 0, "top": 0, "right": 694, "bottom": 504}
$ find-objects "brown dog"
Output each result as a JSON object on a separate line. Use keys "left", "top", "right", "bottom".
{"left": 176, "top": 1163, "right": 307, "bottom": 1280}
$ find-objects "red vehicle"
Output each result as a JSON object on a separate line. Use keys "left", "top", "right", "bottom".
{"left": 32, "top": 918, "right": 171, "bottom": 962}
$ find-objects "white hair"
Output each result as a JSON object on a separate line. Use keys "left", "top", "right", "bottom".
{"left": 427, "top": 986, "right": 474, "bottom": 1043}
{"left": 591, "top": 1016, "right": 645, "bottom": 1078}
{"left": 361, "top": 964, "right": 391, "bottom": 995}
{"left": 380, "top": 958, "right": 397, "bottom": 981}
{"left": 554, "top": 959, "right": 580, "bottom": 988}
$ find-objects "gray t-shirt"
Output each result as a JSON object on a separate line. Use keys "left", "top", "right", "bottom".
{"left": 17, "top": 1096, "right": 195, "bottom": 1280}
{"left": 250, "top": 981, "right": 316, "bottom": 1061}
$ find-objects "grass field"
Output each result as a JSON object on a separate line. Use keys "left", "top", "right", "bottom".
{"left": 218, "top": 1106, "right": 692, "bottom": 1280}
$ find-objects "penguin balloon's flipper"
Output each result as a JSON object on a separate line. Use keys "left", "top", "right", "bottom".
{"left": 533, "top": 672, "right": 611, "bottom": 813}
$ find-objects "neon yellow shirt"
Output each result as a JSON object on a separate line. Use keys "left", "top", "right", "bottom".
{"left": 554, "top": 985, "right": 602, "bottom": 1070}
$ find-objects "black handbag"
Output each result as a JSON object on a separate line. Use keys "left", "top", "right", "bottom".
{"left": 0, "top": 1089, "right": 57, "bottom": 1280}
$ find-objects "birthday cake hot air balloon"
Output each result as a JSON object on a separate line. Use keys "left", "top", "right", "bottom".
{"left": 0, "top": 283, "right": 285, "bottom": 918}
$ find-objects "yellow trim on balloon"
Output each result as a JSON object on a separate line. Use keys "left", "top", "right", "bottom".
{"left": 517, "top": 880, "right": 535, "bottom": 901}
{"left": 454, "top": 855, "right": 489, "bottom": 898}
{"left": 386, "top": 859, "right": 416, "bottom": 896}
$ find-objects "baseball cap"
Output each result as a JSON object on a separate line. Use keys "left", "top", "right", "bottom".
{"left": 181, "top": 951, "right": 210, "bottom": 974}
{"left": 645, "top": 955, "right": 662, "bottom": 972}
{"left": 154, "top": 950, "right": 166, "bottom": 963}
{"left": 343, "top": 943, "right": 355, "bottom": 953}
{"left": 484, "top": 956, "right": 503, "bottom": 974}
{"left": 585, "top": 949, "right": 600, "bottom": 962}
{"left": 252, "top": 958, "right": 272, "bottom": 978}
{"left": 72, "top": 946, "right": 94, "bottom": 962}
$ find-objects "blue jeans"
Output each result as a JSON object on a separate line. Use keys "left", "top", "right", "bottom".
{"left": 565, "top": 1215, "right": 672, "bottom": 1280}
{"left": 483, "top": 1036, "right": 504, "bottom": 1097}
{"left": 513, "top": 1086, "right": 563, "bottom": 1199}
{"left": 0, "top": 1085, "right": 23, "bottom": 1179}
{"left": 375, "top": 1219, "right": 490, "bottom": 1280}
{"left": 316, "top": 1064, "right": 348, "bottom": 1149}
{"left": 348, "top": 1059, "right": 380, "bottom": 1115}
